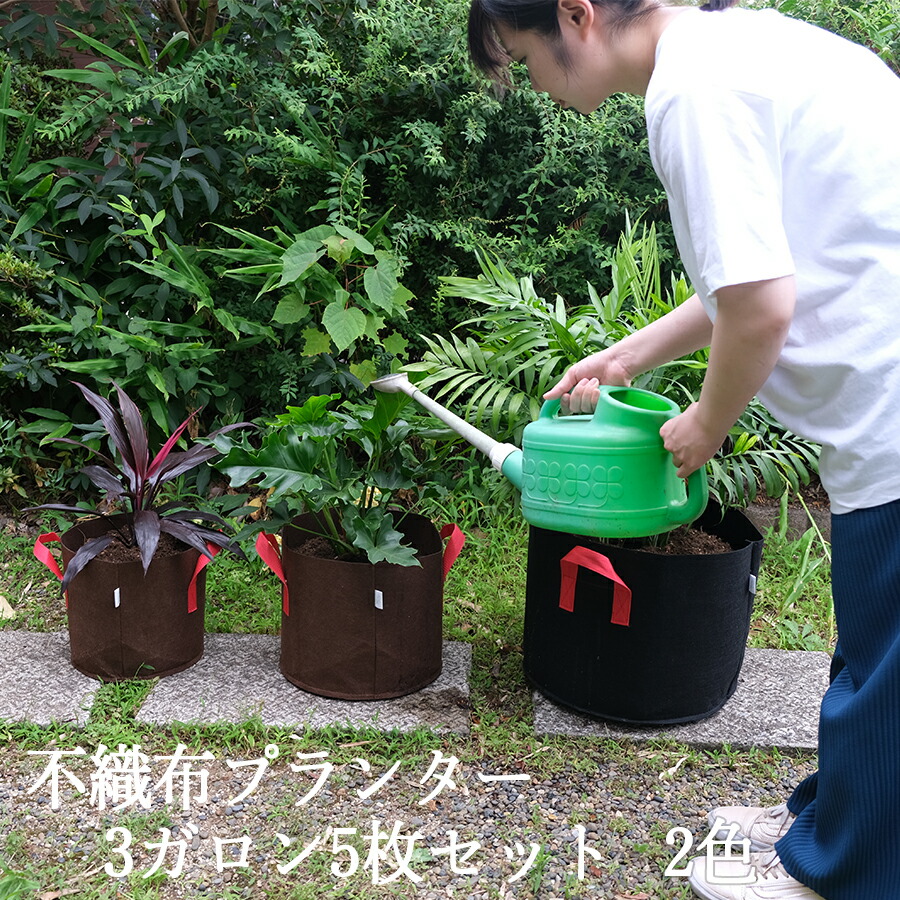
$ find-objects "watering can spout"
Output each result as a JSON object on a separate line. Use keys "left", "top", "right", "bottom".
{"left": 371, "top": 374, "right": 520, "bottom": 474}
{"left": 499, "top": 448, "right": 525, "bottom": 490}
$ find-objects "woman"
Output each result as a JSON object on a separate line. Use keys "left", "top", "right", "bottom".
{"left": 468, "top": 1, "right": 900, "bottom": 899}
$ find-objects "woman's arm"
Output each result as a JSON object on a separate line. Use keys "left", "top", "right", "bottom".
{"left": 544, "top": 293, "right": 714, "bottom": 411}
{"left": 544, "top": 276, "right": 795, "bottom": 469}
{"left": 661, "top": 275, "right": 795, "bottom": 477}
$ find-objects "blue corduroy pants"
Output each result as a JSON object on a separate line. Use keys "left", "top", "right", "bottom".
{"left": 776, "top": 498, "right": 900, "bottom": 899}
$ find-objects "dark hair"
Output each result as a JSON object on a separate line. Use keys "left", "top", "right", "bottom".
{"left": 468, "top": 0, "right": 738, "bottom": 80}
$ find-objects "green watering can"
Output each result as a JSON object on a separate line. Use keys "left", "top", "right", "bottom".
{"left": 371, "top": 374, "right": 708, "bottom": 539}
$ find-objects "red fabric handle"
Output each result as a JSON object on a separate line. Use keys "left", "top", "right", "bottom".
{"left": 34, "top": 532, "right": 68, "bottom": 607}
{"left": 187, "top": 543, "right": 220, "bottom": 614}
{"left": 439, "top": 524, "right": 465, "bottom": 581}
{"left": 34, "top": 532, "right": 63, "bottom": 580}
{"left": 559, "top": 546, "right": 631, "bottom": 627}
{"left": 255, "top": 532, "right": 289, "bottom": 615}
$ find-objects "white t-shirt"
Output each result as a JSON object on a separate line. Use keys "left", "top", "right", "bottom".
{"left": 645, "top": 7, "right": 900, "bottom": 513}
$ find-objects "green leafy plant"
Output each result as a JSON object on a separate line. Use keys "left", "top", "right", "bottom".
{"left": 27, "top": 381, "right": 250, "bottom": 590}
{"left": 410, "top": 220, "right": 820, "bottom": 507}
{"left": 752, "top": 492, "right": 834, "bottom": 650}
{"left": 0, "top": 0, "right": 671, "bottom": 433}
{"left": 406, "top": 221, "right": 701, "bottom": 440}
{"left": 709, "top": 401, "right": 820, "bottom": 507}
{"left": 768, "top": 0, "right": 899, "bottom": 73}
{"left": 206, "top": 215, "right": 413, "bottom": 388}
{"left": 213, "top": 392, "right": 448, "bottom": 566}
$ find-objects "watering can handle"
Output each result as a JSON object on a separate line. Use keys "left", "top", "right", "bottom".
{"left": 668, "top": 465, "right": 709, "bottom": 525}
{"left": 539, "top": 394, "right": 709, "bottom": 525}
{"left": 539, "top": 398, "right": 563, "bottom": 419}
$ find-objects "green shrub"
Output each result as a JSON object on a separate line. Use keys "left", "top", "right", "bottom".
{"left": 4, "top": 0, "right": 873, "bottom": 503}
{"left": 766, "top": 0, "right": 899, "bottom": 73}
{"left": 0, "top": 0, "right": 670, "bottom": 432}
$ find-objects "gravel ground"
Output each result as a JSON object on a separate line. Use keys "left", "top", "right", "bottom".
{"left": 1, "top": 743, "right": 818, "bottom": 899}
{"left": 0, "top": 512, "right": 822, "bottom": 898}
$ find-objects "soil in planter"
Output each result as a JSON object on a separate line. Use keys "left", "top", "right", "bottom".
{"left": 640, "top": 525, "right": 733, "bottom": 555}
{"left": 601, "top": 525, "right": 733, "bottom": 556}
{"left": 291, "top": 533, "right": 367, "bottom": 563}
{"left": 94, "top": 530, "right": 190, "bottom": 564}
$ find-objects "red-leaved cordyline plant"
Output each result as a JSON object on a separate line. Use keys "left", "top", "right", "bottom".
{"left": 29, "top": 381, "right": 252, "bottom": 592}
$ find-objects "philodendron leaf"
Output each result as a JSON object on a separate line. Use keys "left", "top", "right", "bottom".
{"left": 341, "top": 508, "right": 421, "bottom": 567}
{"left": 369, "top": 391, "right": 407, "bottom": 439}
{"left": 216, "top": 433, "right": 325, "bottom": 501}
{"left": 271, "top": 394, "right": 337, "bottom": 427}
{"left": 370, "top": 470, "right": 416, "bottom": 492}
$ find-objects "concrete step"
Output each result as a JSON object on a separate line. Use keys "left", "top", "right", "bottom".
{"left": 0, "top": 632, "right": 830, "bottom": 750}
{"left": 136, "top": 634, "right": 471, "bottom": 734}
{"left": 0, "top": 631, "right": 100, "bottom": 726}
{"left": 534, "top": 647, "right": 830, "bottom": 751}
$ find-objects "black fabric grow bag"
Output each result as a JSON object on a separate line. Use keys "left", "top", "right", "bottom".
{"left": 523, "top": 504, "right": 764, "bottom": 724}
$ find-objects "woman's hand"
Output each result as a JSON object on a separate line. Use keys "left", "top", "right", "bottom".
{"left": 543, "top": 350, "right": 632, "bottom": 414}
{"left": 659, "top": 402, "right": 728, "bottom": 478}
{"left": 560, "top": 377, "right": 601, "bottom": 414}
{"left": 659, "top": 277, "right": 796, "bottom": 477}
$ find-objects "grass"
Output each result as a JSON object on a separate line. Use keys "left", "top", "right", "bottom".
{"left": 0, "top": 494, "right": 832, "bottom": 897}
{"left": 750, "top": 494, "right": 834, "bottom": 652}
{"left": 204, "top": 551, "right": 281, "bottom": 634}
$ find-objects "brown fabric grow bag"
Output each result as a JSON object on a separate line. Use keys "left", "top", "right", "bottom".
{"left": 523, "top": 503, "right": 764, "bottom": 724}
{"left": 55, "top": 517, "right": 207, "bottom": 681}
{"left": 273, "top": 512, "right": 445, "bottom": 700}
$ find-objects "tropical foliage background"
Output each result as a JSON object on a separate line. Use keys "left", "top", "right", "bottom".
{"left": 1, "top": 0, "right": 896, "bottom": 508}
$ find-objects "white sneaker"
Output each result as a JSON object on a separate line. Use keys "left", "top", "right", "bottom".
{"left": 707, "top": 803, "right": 796, "bottom": 852}
{"left": 689, "top": 848, "right": 824, "bottom": 899}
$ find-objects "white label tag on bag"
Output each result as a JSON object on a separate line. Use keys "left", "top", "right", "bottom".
{"left": 374, "top": 589, "right": 384, "bottom": 610}
{"left": 748, "top": 574, "right": 757, "bottom": 596}
{"left": 114, "top": 587, "right": 121, "bottom": 609}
